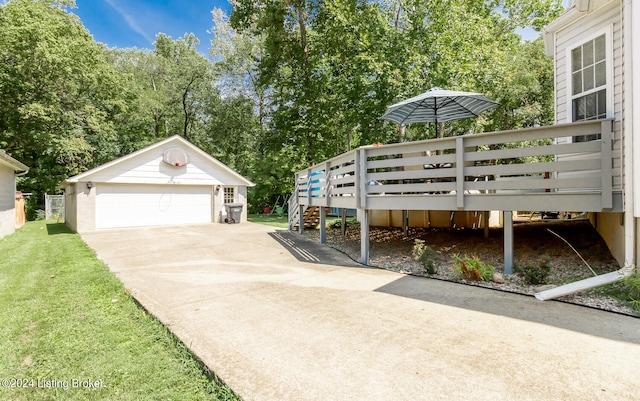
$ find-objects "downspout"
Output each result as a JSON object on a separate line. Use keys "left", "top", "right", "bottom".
{"left": 535, "top": 266, "right": 634, "bottom": 301}
{"left": 536, "top": 2, "right": 638, "bottom": 302}
{"left": 624, "top": 0, "right": 636, "bottom": 265}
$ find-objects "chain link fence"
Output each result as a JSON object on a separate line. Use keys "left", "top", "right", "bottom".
{"left": 45, "top": 194, "right": 65, "bottom": 222}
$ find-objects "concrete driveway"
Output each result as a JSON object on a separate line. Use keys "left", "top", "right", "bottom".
{"left": 82, "top": 223, "right": 640, "bottom": 401}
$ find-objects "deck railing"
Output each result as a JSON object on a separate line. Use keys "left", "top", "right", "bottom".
{"left": 292, "top": 119, "right": 617, "bottom": 221}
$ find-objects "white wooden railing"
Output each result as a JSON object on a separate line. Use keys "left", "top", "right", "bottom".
{"left": 292, "top": 119, "right": 619, "bottom": 216}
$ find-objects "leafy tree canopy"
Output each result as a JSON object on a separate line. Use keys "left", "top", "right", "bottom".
{"left": 0, "top": 0, "right": 563, "bottom": 214}
{"left": 0, "top": 0, "right": 125, "bottom": 213}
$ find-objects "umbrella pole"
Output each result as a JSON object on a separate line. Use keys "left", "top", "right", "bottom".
{"left": 397, "top": 124, "right": 405, "bottom": 142}
{"left": 434, "top": 119, "right": 444, "bottom": 156}
{"left": 437, "top": 122, "right": 444, "bottom": 138}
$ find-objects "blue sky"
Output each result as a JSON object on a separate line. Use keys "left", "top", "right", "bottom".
{"left": 69, "top": 1, "right": 553, "bottom": 56}
{"left": 3, "top": 0, "right": 567, "bottom": 55}
{"left": 72, "top": 0, "right": 232, "bottom": 55}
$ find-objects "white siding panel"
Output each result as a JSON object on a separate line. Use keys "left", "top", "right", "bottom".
{"left": 0, "top": 209, "right": 15, "bottom": 239}
{"left": 554, "top": 3, "right": 623, "bottom": 192}
{"left": 0, "top": 166, "right": 14, "bottom": 212}
{"left": 85, "top": 145, "right": 247, "bottom": 186}
{"left": 96, "top": 184, "right": 212, "bottom": 229}
{"left": 554, "top": 3, "right": 621, "bottom": 124}
{"left": 0, "top": 166, "right": 16, "bottom": 238}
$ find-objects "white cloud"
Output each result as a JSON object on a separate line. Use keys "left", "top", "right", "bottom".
{"left": 104, "top": 0, "right": 155, "bottom": 44}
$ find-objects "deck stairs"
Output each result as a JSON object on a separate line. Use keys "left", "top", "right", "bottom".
{"left": 289, "top": 195, "right": 329, "bottom": 230}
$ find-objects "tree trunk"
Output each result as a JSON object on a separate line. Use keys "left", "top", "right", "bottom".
{"left": 182, "top": 77, "right": 196, "bottom": 140}
{"left": 297, "top": 3, "right": 311, "bottom": 91}
{"left": 296, "top": 2, "right": 314, "bottom": 165}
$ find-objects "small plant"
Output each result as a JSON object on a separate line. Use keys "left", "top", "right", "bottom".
{"left": 621, "top": 267, "right": 640, "bottom": 311}
{"left": 452, "top": 253, "right": 494, "bottom": 281}
{"left": 329, "top": 217, "right": 357, "bottom": 228}
{"left": 514, "top": 255, "right": 552, "bottom": 285}
{"left": 412, "top": 239, "right": 441, "bottom": 275}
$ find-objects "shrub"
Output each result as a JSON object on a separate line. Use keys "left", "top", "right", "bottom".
{"left": 34, "top": 209, "right": 47, "bottom": 221}
{"left": 452, "top": 254, "right": 494, "bottom": 281}
{"left": 514, "top": 256, "right": 552, "bottom": 285}
{"left": 412, "top": 239, "right": 441, "bottom": 275}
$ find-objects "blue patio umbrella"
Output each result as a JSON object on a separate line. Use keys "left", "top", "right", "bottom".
{"left": 380, "top": 87, "right": 499, "bottom": 136}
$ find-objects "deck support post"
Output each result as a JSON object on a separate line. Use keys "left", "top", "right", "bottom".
{"left": 341, "top": 208, "right": 347, "bottom": 236}
{"left": 483, "top": 211, "right": 490, "bottom": 238}
{"left": 600, "top": 120, "right": 613, "bottom": 209}
{"left": 360, "top": 209, "right": 369, "bottom": 265}
{"left": 403, "top": 210, "right": 409, "bottom": 236}
{"left": 319, "top": 206, "right": 326, "bottom": 244}
{"left": 455, "top": 137, "right": 465, "bottom": 209}
{"left": 298, "top": 204, "right": 305, "bottom": 234}
{"left": 503, "top": 210, "right": 513, "bottom": 274}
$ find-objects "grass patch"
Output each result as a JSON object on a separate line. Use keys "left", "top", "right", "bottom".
{"left": 248, "top": 213, "right": 289, "bottom": 228}
{"left": 0, "top": 221, "right": 240, "bottom": 401}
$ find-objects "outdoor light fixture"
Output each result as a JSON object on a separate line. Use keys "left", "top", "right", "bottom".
{"left": 215, "top": 185, "right": 221, "bottom": 194}
{"left": 86, "top": 181, "right": 94, "bottom": 189}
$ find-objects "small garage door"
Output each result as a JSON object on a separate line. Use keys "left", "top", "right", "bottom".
{"left": 96, "top": 184, "right": 212, "bottom": 229}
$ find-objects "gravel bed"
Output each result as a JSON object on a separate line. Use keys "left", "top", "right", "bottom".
{"left": 301, "top": 219, "right": 638, "bottom": 317}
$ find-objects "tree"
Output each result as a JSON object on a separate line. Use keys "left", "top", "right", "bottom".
{"left": 106, "top": 32, "right": 222, "bottom": 156}
{"left": 105, "top": 47, "right": 168, "bottom": 153}
{"left": 0, "top": 0, "right": 126, "bottom": 214}
{"left": 209, "top": 6, "right": 273, "bottom": 210}
{"left": 153, "top": 33, "right": 216, "bottom": 141}
{"left": 228, "top": 0, "right": 561, "bottom": 180}
{"left": 210, "top": 6, "right": 270, "bottom": 131}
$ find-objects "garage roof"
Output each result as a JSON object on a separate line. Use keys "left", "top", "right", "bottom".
{"left": 62, "top": 135, "right": 254, "bottom": 187}
{"left": 0, "top": 151, "right": 29, "bottom": 173}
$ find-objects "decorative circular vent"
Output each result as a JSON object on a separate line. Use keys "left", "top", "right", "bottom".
{"left": 162, "top": 148, "right": 190, "bottom": 167}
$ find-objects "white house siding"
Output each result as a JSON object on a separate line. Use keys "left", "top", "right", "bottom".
{"left": 64, "top": 182, "right": 97, "bottom": 232}
{"left": 548, "top": 1, "right": 634, "bottom": 265}
{"left": 554, "top": 1, "right": 623, "bottom": 192}
{"left": 63, "top": 136, "right": 254, "bottom": 232}
{"left": 213, "top": 186, "right": 249, "bottom": 223}
{"left": 63, "top": 184, "right": 77, "bottom": 232}
{"left": 95, "top": 183, "right": 213, "bottom": 229}
{"left": 84, "top": 147, "right": 245, "bottom": 187}
{"left": 0, "top": 165, "right": 16, "bottom": 238}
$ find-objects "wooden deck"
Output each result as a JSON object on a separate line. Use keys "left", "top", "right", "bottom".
{"left": 292, "top": 119, "right": 618, "bottom": 214}
{"left": 289, "top": 119, "right": 620, "bottom": 269}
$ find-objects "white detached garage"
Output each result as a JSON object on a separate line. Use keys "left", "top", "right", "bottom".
{"left": 62, "top": 136, "right": 254, "bottom": 232}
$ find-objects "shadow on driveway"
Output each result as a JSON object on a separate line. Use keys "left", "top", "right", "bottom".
{"left": 269, "top": 230, "right": 362, "bottom": 267}
{"left": 273, "top": 228, "right": 640, "bottom": 345}
{"left": 375, "top": 274, "right": 640, "bottom": 345}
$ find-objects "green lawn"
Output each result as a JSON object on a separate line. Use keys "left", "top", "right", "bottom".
{"left": 0, "top": 221, "right": 240, "bottom": 401}
{"left": 248, "top": 213, "right": 346, "bottom": 229}
{"left": 247, "top": 213, "right": 289, "bottom": 228}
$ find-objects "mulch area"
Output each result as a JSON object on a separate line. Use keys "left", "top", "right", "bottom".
{"left": 328, "top": 219, "right": 618, "bottom": 277}
{"left": 302, "top": 218, "right": 638, "bottom": 316}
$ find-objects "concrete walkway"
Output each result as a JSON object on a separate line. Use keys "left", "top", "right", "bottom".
{"left": 82, "top": 223, "right": 640, "bottom": 401}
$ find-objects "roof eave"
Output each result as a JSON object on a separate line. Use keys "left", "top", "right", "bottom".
{"left": 63, "top": 135, "right": 255, "bottom": 187}
{"left": 0, "top": 151, "right": 29, "bottom": 173}
{"left": 542, "top": 0, "right": 617, "bottom": 57}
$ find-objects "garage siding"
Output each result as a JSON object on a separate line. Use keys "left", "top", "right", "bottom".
{"left": 0, "top": 165, "right": 16, "bottom": 238}
{"left": 85, "top": 149, "right": 244, "bottom": 186}
{"left": 95, "top": 184, "right": 212, "bottom": 229}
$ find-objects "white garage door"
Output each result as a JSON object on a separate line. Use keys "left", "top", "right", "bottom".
{"left": 96, "top": 184, "right": 212, "bottom": 229}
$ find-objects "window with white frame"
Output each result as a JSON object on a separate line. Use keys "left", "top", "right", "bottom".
{"left": 224, "top": 187, "right": 235, "bottom": 204}
{"left": 570, "top": 33, "right": 607, "bottom": 142}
